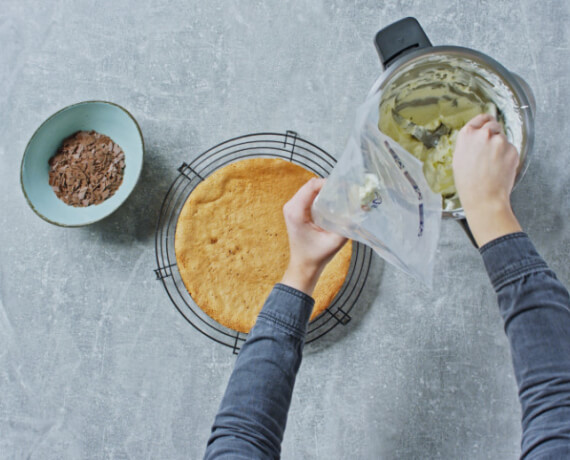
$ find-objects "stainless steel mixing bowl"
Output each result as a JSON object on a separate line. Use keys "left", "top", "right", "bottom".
{"left": 372, "top": 18, "right": 535, "bottom": 245}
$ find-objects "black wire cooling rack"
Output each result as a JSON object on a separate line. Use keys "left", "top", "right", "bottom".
{"left": 154, "top": 131, "right": 373, "bottom": 353}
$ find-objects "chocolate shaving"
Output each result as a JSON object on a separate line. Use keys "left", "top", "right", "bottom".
{"left": 48, "top": 130, "right": 126, "bottom": 207}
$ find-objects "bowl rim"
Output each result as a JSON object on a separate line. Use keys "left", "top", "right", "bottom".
{"left": 20, "top": 100, "right": 145, "bottom": 227}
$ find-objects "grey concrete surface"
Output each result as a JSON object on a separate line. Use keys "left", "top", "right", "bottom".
{"left": 1, "top": 0, "right": 569, "bottom": 458}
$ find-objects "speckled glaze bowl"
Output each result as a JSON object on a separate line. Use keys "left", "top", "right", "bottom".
{"left": 20, "top": 101, "right": 144, "bottom": 227}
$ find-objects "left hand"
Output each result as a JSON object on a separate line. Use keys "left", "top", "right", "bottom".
{"left": 281, "top": 178, "right": 347, "bottom": 296}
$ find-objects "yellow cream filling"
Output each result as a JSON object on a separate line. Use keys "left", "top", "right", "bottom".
{"left": 379, "top": 77, "right": 501, "bottom": 202}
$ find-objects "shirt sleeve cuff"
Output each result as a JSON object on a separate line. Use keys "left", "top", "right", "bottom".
{"left": 256, "top": 284, "right": 315, "bottom": 340}
{"left": 479, "top": 232, "right": 550, "bottom": 291}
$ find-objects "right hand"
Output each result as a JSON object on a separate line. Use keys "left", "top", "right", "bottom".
{"left": 452, "top": 114, "right": 522, "bottom": 247}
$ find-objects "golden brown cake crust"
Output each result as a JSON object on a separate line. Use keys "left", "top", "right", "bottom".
{"left": 174, "top": 158, "right": 352, "bottom": 333}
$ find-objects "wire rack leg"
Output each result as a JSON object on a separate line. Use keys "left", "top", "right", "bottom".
{"left": 155, "top": 263, "right": 176, "bottom": 280}
{"left": 284, "top": 130, "right": 298, "bottom": 162}
{"left": 328, "top": 308, "right": 352, "bottom": 325}
{"left": 232, "top": 333, "right": 241, "bottom": 355}
{"left": 178, "top": 162, "right": 204, "bottom": 181}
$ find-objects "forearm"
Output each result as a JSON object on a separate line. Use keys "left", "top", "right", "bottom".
{"left": 464, "top": 201, "right": 522, "bottom": 247}
{"left": 204, "top": 284, "right": 314, "bottom": 459}
{"left": 481, "top": 233, "right": 570, "bottom": 459}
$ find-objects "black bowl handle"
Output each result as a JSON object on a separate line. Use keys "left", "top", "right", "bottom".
{"left": 375, "top": 17, "right": 432, "bottom": 69}
{"left": 457, "top": 218, "right": 479, "bottom": 248}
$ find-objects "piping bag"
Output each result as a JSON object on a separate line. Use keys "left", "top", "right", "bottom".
{"left": 311, "top": 91, "right": 442, "bottom": 287}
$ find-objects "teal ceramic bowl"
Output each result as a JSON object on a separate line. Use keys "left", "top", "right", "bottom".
{"left": 21, "top": 101, "right": 144, "bottom": 227}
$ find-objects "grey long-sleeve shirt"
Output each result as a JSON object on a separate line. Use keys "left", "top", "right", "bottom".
{"left": 205, "top": 233, "right": 570, "bottom": 459}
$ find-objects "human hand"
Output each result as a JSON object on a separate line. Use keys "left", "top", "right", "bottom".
{"left": 453, "top": 114, "right": 522, "bottom": 247}
{"left": 280, "top": 178, "right": 347, "bottom": 296}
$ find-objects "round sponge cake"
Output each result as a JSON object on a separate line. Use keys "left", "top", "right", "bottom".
{"left": 174, "top": 157, "right": 352, "bottom": 333}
